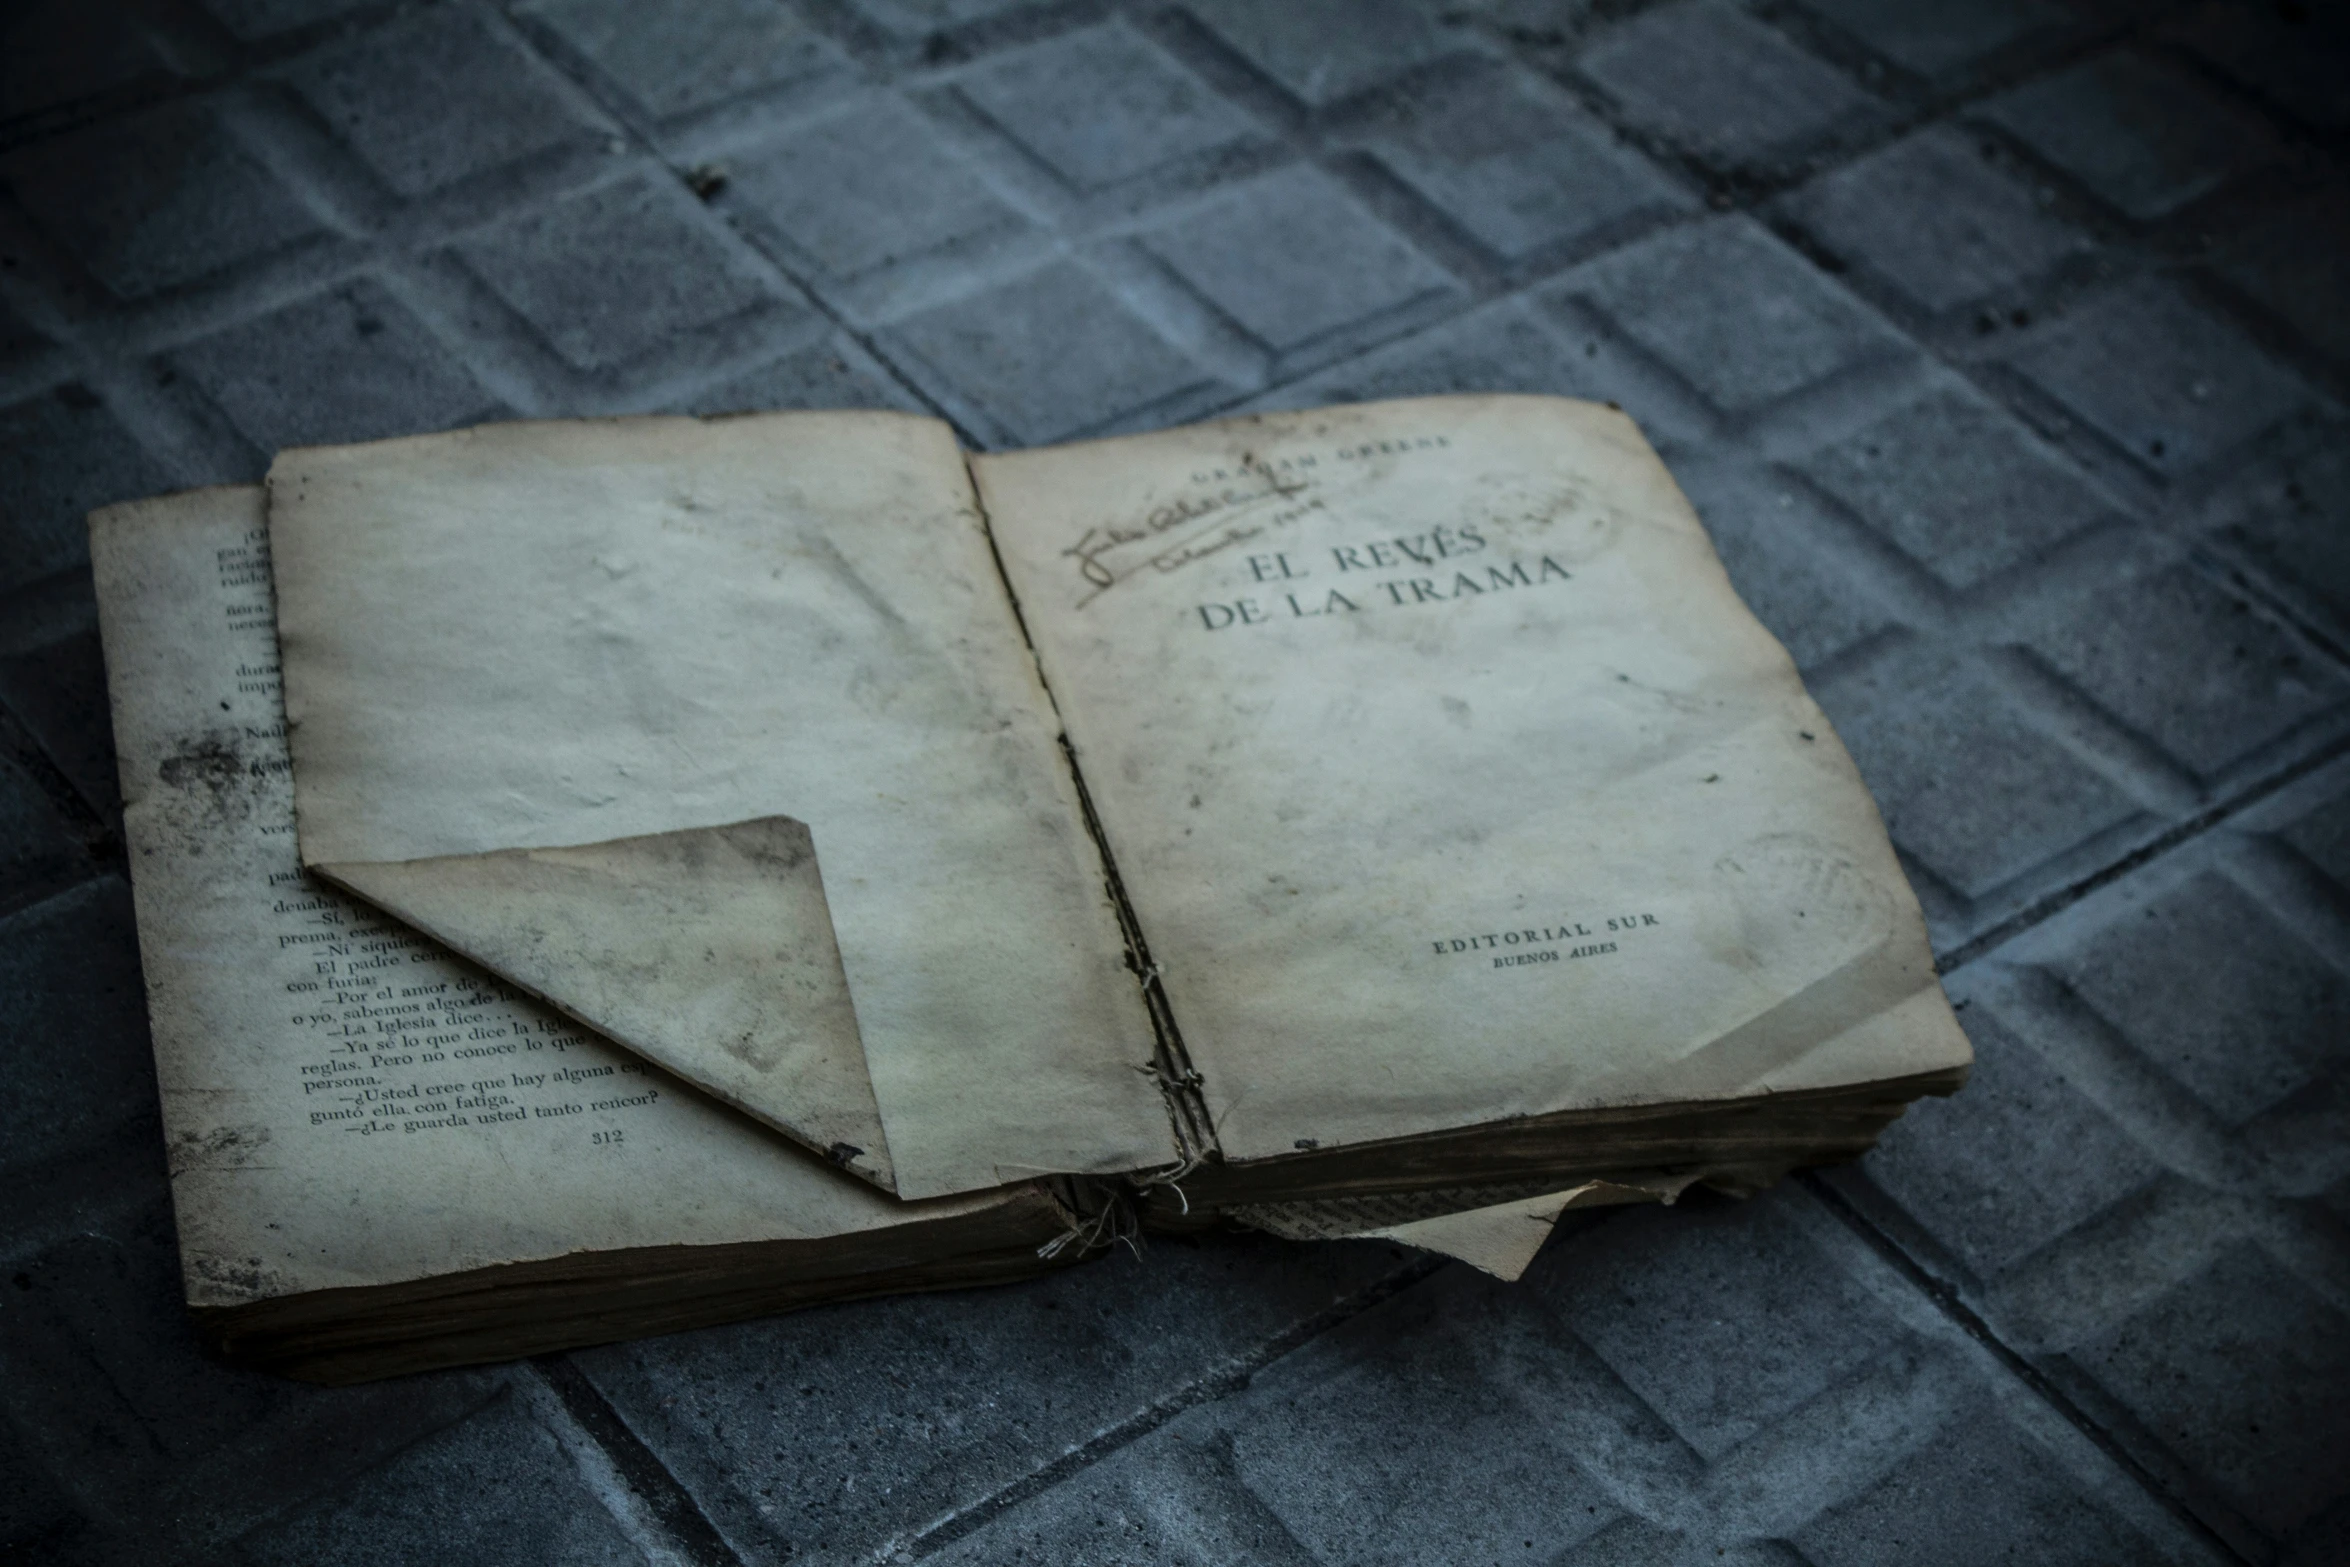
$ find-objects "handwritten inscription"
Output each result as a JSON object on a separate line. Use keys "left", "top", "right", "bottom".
{"left": 1062, "top": 432, "right": 1457, "bottom": 606}
{"left": 1064, "top": 469, "right": 1321, "bottom": 607}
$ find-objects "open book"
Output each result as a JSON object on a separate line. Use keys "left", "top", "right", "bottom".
{"left": 97, "top": 395, "right": 1969, "bottom": 1377}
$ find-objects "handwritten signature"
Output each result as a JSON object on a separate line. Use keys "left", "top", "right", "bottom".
{"left": 1063, "top": 469, "right": 1316, "bottom": 607}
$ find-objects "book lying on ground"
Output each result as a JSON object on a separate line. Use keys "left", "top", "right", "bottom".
{"left": 264, "top": 395, "right": 1968, "bottom": 1204}
{"left": 92, "top": 477, "right": 1696, "bottom": 1382}
{"left": 96, "top": 394, "right": 1969, "bottom": 1378}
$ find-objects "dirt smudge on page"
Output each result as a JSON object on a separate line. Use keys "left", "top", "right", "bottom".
{"left": 158, "top": 736, "right": 246, "bottom": 797}
{"left": 189, "top": 1250, "right": 293, "bottom": 1304}
{"left": 152, "top": 729, "right": 291, "bottom": 842}
{"left": 169, "top": 1122, "right": 275, "bottom": 1175}
{"left": 1462, "top": 472, "right": 1626, "bottom": 564}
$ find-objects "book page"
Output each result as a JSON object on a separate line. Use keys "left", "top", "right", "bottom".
{"left": 975, "top": 396, "right": 1969, "bottom": 1168}
{"left": 1238, "top": 1171, "right": 1701, "bottom": 1281}
{"left": 92, "top": 487, "right": 1030, "bottom": 1309}
{"left": 320, "top": 814, "right": 897, "bottom": 1186}
{"left": 266, "top": 415, "right": 1171, "bottom": 1200}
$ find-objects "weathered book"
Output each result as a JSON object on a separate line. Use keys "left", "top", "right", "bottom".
{"left": 87, "top": 468, "right": 1676, "bottom": 1384}
{"left": 259, "top": 394, "right": 1968, "bottom": 1208}
{"left": 95, "top": 395, "right": 1970, "bottom": 1378}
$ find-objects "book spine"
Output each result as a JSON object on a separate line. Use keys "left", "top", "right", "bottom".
{"left": 960, "top": 455, "right": 1218, "bottom": 1182}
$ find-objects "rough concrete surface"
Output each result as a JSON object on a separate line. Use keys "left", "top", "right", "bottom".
{"left": 2, "top": 0, "right": 2346, "bottom": 1562}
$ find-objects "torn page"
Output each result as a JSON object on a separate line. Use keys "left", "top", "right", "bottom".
{"left": 1235, "top": 1172, "right": 1702, "bottom": 1281}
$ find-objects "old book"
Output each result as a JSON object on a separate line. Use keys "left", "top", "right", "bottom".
{"left": 260, "top": 395, "right": 1969, "bottom": 1218}
{"left": 92, "top": 486, "right": 1089, "bottom": 1384}
{"left": 94, "top": 479, "right": 1610, "bottom": 1388}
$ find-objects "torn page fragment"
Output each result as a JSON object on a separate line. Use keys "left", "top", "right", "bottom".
{"left": 1233, "top": 1171, "right": 1703, "bottom": 1281}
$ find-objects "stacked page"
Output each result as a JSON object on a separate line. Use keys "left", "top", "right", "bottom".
{"left": 94, "top": 395, "right": 1970, "bottom": 1380}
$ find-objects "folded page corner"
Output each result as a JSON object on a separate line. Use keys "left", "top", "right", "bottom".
{"left": 318, "top": 816, "right": 898, "bottom": 1193}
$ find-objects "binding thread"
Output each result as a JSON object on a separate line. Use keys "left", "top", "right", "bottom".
{"left": 1127, "top": 1149, "right": 1204, "bottom": 1215}
{"left": 1035, "top": 1191, "right": 1142, "bottom": 1261}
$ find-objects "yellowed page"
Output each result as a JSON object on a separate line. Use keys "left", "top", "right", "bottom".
{"left": 266, "top": 416, "right": 1171, "bottom": 1199}
{"left": 93, "top": 487, "right": 1025, "bottom": 1309}
{"left": 332, "top": 817, "right": 894, "bottom": 1188}
{"left": 975, "top": 395, "right": 1968, "bottom": 1168}
{"left": 1372, "top": 1191, "right": 1582, "bottom": 1280}
{"left": 1239, "top": 1173, "right": 1701, "bottom": 1280}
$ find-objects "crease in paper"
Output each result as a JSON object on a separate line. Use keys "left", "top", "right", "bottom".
{"left": 266, "top": 414, "right": 1174, "bottom": 1201}
{"left": 320, "top": 816, "right": 897, "bottom": 1191}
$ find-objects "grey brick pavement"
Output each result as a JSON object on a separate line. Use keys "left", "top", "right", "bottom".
{"left": 2, "top": 0, "right": 2345, "bottom": 1561}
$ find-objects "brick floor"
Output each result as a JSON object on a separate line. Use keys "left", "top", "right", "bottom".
{"left": 3, "top": 1, "right": 2345, "bottom": 1562}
